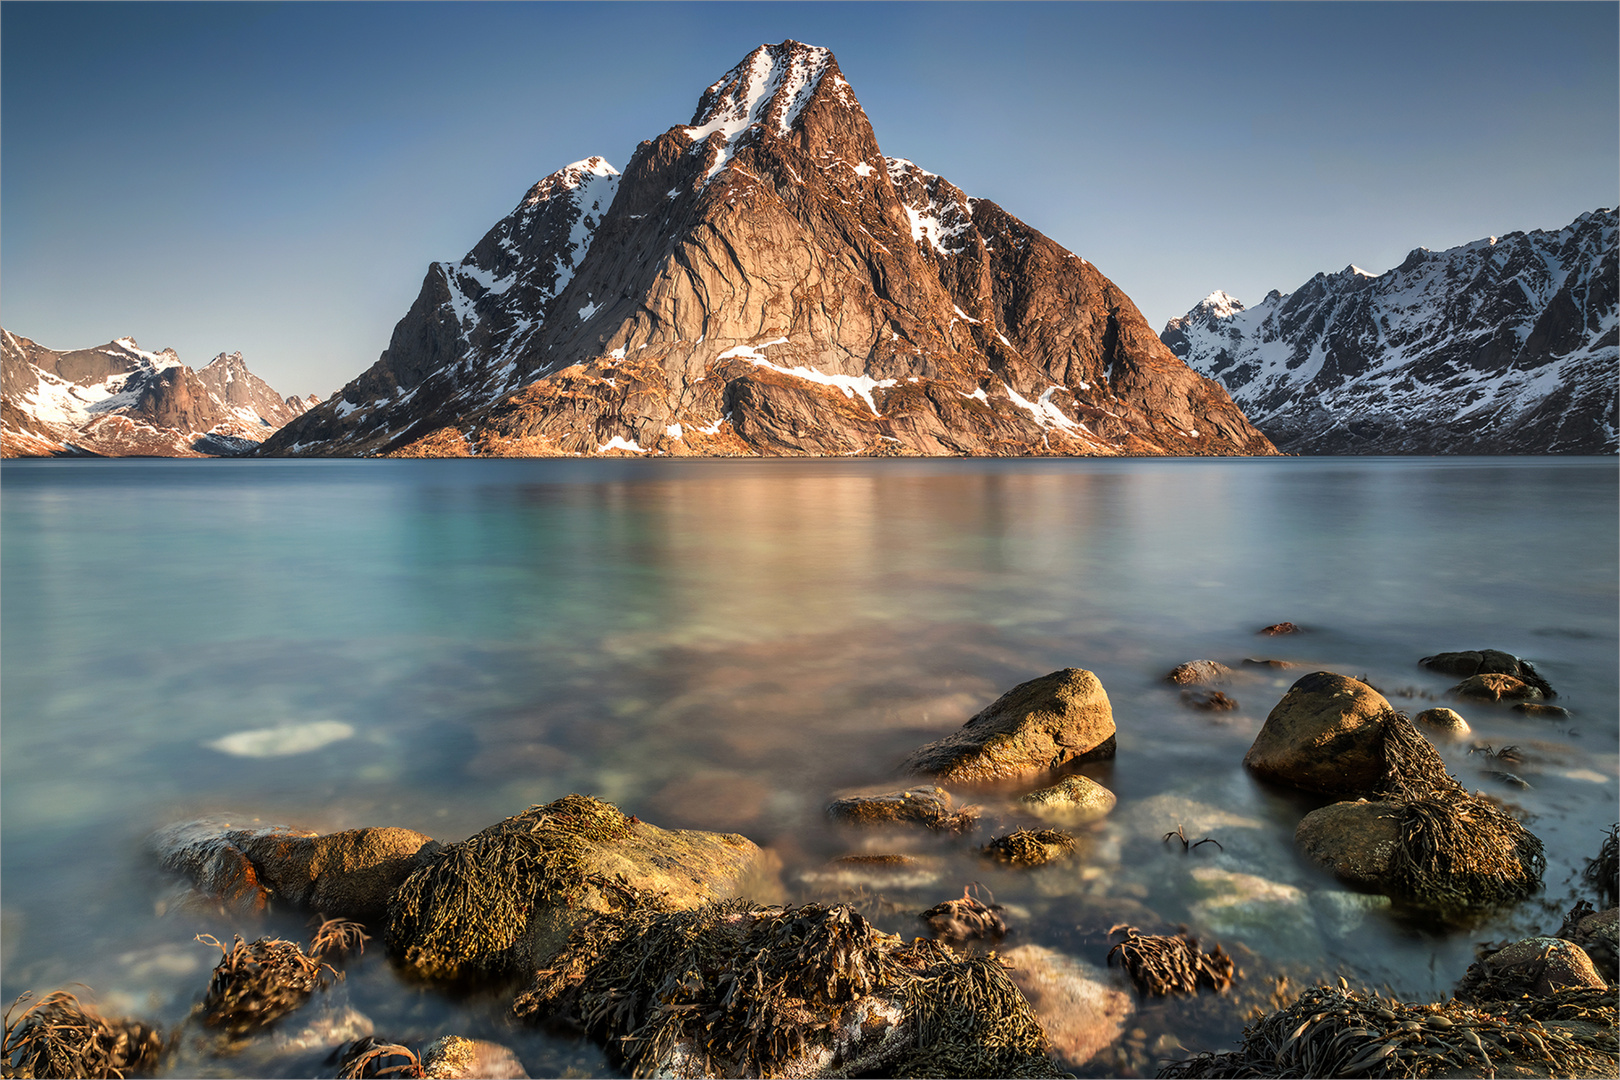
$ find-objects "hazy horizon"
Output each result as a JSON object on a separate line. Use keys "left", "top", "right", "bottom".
{"left": 4, "top": 1, "right": 1615, "bottom": 399}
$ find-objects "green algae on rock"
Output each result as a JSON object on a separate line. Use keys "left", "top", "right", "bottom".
{"left": 901, "top": 668, "right": 1115, "bottom": 785}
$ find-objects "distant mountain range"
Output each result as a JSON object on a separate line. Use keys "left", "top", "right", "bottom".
{"left": 258, "top": 41, "right": 1276, "bottom": 459}
{"left": 1161, "top": 209, "right": 1617, "bottom": 454}
{"left": 1, "top": 330, "right": 316, "bottom": 457}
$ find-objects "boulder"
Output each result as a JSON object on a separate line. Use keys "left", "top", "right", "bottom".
{"left": 1514, "top": 702, "right": 1571, "bottom": 719}
{"left": 901, "top": 668, "right": 1115, "bottom": 784}
{"left": 1420, "top": 649, "right": 1555, "bottom": 697}
{"left": 1019, "top": 774, "right": 1117, "bottom": 822}
{"left": 1001, "top": 945, "right": 1133, "bottom": 1067}
{"left": 1449, "top": 673, "right": 1544, "bottom": 703}
{"left": 1560, "top": 905, "right": 1618, "bottom": 981}
{"left": 825, "top": 786, "right": 978, "bottom": 833}
{"left": 421, "top": 1036, "right": 529, "bottom": 1079}
{"left": 150, "top": 818, "right": 437, "bottom": 919}
{"left": 1165, "top": 660, "right": 1231, "bottom": 685}
{"left": 1242, "top": 672, "right": 1394, "bottom": 795}
{"left": 1457, "top": 936, "right": 1607, "bottom": 1001}
{"left": 386, "top": 795, "right": 779, "bottom": 980}
{"left": 1295, "top": 800, "right": 1404, "bottom": 890}
{"left": 1413, "top": 707, "right": 1471, "bottom": 738}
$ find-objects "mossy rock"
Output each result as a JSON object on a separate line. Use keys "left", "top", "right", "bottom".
{"left": 901, "top": 668, "right": 1115, "bottom": 785}
{"left": 385, "top": 795, "right": 778, "bottom": 981}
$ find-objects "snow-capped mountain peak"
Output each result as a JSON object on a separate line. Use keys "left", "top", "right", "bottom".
{"left": 1160, "top": 208, "right": 1618, "bottom": 454}
{"left": 683, "top": 41, "right": 840, "bottom": 182}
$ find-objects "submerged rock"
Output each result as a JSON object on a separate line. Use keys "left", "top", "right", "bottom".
{"left": 1257, "top": 622, "right": 1301, "bottom": 635}
{"left": 149, "top": 817, "right": 437, "bottom": 919}
{"left": 919, "top": 886, "right": 1007, "bottom": 946}
{"left": 1019, "top": 774, "right": 1117, "bottom": 822}
{"left": 982, "top": 828, "right": 1078, "bottom": 867}
{"left": 1002, "top": 944, "right": 1133, "bottom": 1067}
{"left": 1185, "top": 866, "right": 1319, "bottom": 957}
{"left": 512, "top": 900, "right": 1064, "bottom": 1078}
{"left": 1449, "top": 673, "right": 1545, "bottom": 703}
{"left": 385, "top": 795, "right": 776, "bottom": 981}
{"left": 1559, "top": 903, "right": 1618, "bottom": 981}
{"left": 1181, "top": 688, "right": 1238, "bottom": 711}
{"left": 1420, "top": 648, "right": 1555, "bottom": 697}
{"left": 825, "top": 786, "right": 979, "bottom": 833}
{"left": 1294, "top": 800, "right": 1404, "bottom": 891}
{"left": 900, "top": 668, "right": 1115, "bottom": 784}
{"left": 1413, "top": 706, "right": 1471, "bottom": 738}
{"left": 1166, "top": 660, "right": 1231, "bottom": 686}
{"left": 1514, "top": 701, "right": 1571, "bottom": 719}
{"left": 1242, "top": 672, "right": 1395, "bottom": 795}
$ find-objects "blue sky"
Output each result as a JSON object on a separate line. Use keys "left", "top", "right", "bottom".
{"left": 4, "top": 2, "right": 1615, "bottom": 398}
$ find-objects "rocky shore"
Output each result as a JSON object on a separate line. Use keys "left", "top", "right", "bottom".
{"left": 4, "top": 642, "right": 1615, "bottom": 1078}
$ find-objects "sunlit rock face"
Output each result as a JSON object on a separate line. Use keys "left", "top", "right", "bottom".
{"left": 260, "top": 41, "right": 1275, "bottom": 459}
{"left": 1162, "top": 208, "right": 1618, "bottom": 454}
{"left": 2, "top": 330, "right": 315, "bottom": 457}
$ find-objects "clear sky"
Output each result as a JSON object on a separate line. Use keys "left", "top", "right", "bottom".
{"left": 4, "top": 2, "right": 1615, "bottom": 399}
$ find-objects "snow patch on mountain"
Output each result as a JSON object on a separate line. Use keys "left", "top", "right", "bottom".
{"left": 685, "top": 42, "right": 832, "bottom": 181}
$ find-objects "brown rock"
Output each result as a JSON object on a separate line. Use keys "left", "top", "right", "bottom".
{"left": 1242, "top": 672, "right": 1395, "bottom": 795}
{"left": 901, "top": 668, "right": 1115, "bottom": 784}
{"left": 1513, "top": 702, "right": 1570, "bottom": 719}
{"left": 1420, "top": 649, "right": 1555, "bottom": 697}
{"left": 422, "top": 1036, "right": 529, "bottom": 1079}
{"left": 1166, "top": 660, "right": 1231, "bottom": 685}
{"left": 1294, "top": 800, "right": 1404, "bottom": 889}
{"left": 1258, "top": 622, "right": 1301, "bottom": 635}
{"left": 825, "top": 786, "right": 979, "bottom": 833}
{"left": 1450, "top": 673, "right": 1545, "bottom": 703}
{"left": 1478, "top": 936, "right": 1607, "bottom": 996}
{"left": 1002, "top": 945, "right": 1133, "bottom": 1067}
{"left": 1413, "top": 707, "right": 1471, "bottom": 738}
{"left": 1181, "top": 688, "right": 1238, "bottom": 711}
{"left": 1019, "top": 774, "right": 1117, "bottom": 821}
{"left": 1243, "top": 657, "right": 1299, "bottom": 670}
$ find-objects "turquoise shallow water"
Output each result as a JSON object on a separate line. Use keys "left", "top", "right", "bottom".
{"left": 2, "top": 456, "right": 1616, "bottom": 1076}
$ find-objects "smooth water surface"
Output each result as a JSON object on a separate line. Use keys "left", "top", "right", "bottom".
{"left": 3, "top": 457, "right": 1616, "bottom": 1076}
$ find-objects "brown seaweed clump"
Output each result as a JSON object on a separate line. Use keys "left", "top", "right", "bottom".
{"left": 194, "top": 933, "right": 336, "bottom": 1037}
{"left": 512, "top": 899, "right": 1064, "bottom": 1078}
{"left": 919, "top": 885, "right": 1007, "bottom": 947}
{"left": 1, "top": 991, "right": 165, "bottom": 1080}
{"left": 982, "top": 829, "right": 1077, "bottom": 867}
{"left": 1156, "top": 982, "right": 1618, "bottom": 1079}
{"left": 386, "top": 794, "right": 632, "bottom": 981}
{"left": 1375, "top": 711, "right": 1545, "bottom": 911}
{"left": 335, "top": 1038, "right": 425, "bottom": 1079}
{"left": 1586, "top": 823, "right": 1619, "bottom": 908}
{"left": 1106, "top": 925, "right": 1234, "bottom": 997}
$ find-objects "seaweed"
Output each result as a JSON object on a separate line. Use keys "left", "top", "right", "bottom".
{"left": 1584, "top": 823, "right": 1619, "bottom": 908}
{"left": 309, "top": 918, "right": 369, "bottom": 961}
{"left": 195, "top": 933, "right": 336, "bottom": 1037}
{"left": 335, "top": 1038, "right": 425, "bottom": 1079}
{"left": 982, "top": 829, "right": 1076, "bottom": 867}
{"left": 1106, "top": 925, "right": 1235, "bottom": 997}
{"left": 1, "top": 991, "right": 165, "bottom": 1080}
{"left": 1376, "top": 710, "right": 1545, "bottom": 911}
{"left": 513, "top": 900, "right": 1063, "bottom": 1078}
{"left": 385, "top": 794, "right": 632, "bottom": 980}
{"left": 919, "top": 884, "right": 1007, "bottom": 947}
{"left": 1156, "top": 982, "right": 1617, "bottom": 1079}
{"left": 892, "top": 947, "right": 1066, "bottom": 1079}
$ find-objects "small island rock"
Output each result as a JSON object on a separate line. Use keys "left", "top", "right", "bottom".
{"left": 1243, "top": 672, "right": 1394, "bottom": 795}
{"left": 1449, "top": 673, "right": 1544, "bottom": 703}
{"left": 825, "top": 787, "right": 978, "bottom": 833}
{"left": 1166, "top": 660, "right": 1231, "bottom": 686}
{"left": 1420, "top": 649, "right": 1554, "bottom": 697}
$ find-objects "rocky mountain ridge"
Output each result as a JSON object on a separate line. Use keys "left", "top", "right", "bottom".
{"left": 1161, "top": 209, "right": 1617, "bottom": 454}
{"left": 261, "top": 41, "right": 1275, "bottom": 458}
{"left": 1, "top": 329, "right": 317, "bottom": 457}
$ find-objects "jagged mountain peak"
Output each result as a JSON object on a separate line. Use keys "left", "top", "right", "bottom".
{"left": 258, "top": 40, "right": 1275, "bottom": 460}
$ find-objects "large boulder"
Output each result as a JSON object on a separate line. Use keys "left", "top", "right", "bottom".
{"left": 1294, "top": 799, "right": 1404, "bottom": 889}
{"left": 901, "top": 668, "right": 1115, "bottom": 784}
{"left": 386, "top": 795, "right": 779, "bottom": 981}
{"left": 1420, "top": 649, "right": 1555, "bottom": 697}
{"left": 150, "top": 818, "right": 437, "bottom": 919}
{"left": 1242, "top": 672, "right": 1395, "bottom": 795}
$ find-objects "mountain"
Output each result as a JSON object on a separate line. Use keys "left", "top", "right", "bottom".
{"left": 1160, "top": 209, "right": 1618, "bottom": 454}
{"left": 260, "top": 41, "right": 1275, "bottom": 459}
{"left": 1, "top": 330, "right": 317, "bottom": 457}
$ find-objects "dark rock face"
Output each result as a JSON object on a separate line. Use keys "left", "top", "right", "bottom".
{"left": 260, "top": 41, "right": 1276, "bottom": 460}
{"left": 2, "top": 329, "right": 313, "bottom": 457}
{"left": 1162, "top": 209, "right": 1619, "bottom": 454}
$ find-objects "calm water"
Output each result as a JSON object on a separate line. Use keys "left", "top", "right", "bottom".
{"left": 2, "top": 457, "right": 1616, "bottom": 1076}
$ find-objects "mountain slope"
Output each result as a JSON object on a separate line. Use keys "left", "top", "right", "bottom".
{"left": 1161, "top": 209, "right": 1617, "bottom": 454}
{"left": 1, "top": 330, "right": 316, "bottom": 457}
{"left": 262, "top": 41, "right": 1275, "bottom": 459}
